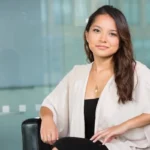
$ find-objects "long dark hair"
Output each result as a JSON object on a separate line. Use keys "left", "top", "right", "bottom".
{"left": 84, "top": 5, "right": 136, "bottom": 104}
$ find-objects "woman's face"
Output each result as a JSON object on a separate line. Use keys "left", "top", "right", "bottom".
{"left": 86, "top": 14, "right": 119, "bottom": 59}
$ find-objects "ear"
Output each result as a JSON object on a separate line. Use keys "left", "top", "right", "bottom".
{"left": 85, "top": 31, "right": 89, "bottom": 43}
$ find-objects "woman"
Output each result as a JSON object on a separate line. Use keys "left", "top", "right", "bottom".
{"left": 40, "top": 5, "right": 150, "bottom": 150}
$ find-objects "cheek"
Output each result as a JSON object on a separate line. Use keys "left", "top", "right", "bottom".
{"left": 88, "top": 34, "right": 98, "bottom": 45}
{"left": 110, "top": 38, "right": 119, "bottom": 48}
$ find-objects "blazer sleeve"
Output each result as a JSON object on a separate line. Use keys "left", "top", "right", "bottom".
{"left": 139, "top": 64, "right": 150, "bottom": 114}
{"left": 41, "top": 66, "right": 75, "bottom": 137}
{"left": 142, "top": 66, "right": 150, "bottom": 147}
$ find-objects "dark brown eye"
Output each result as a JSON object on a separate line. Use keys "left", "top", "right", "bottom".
{"left": 93, "top": 29, "right": 100, "bottom": 33}
{"left": 109, "top": 32, "right": 117, "bottom": 36}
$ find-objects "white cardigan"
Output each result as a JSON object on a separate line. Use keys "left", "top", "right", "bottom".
{"left": 42, "top": 61, "right": 150, "bottom": 150}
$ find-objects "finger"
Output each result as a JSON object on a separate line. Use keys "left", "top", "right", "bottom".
{"left": 56, "top": 129, "right": 59, "bottom": 140}
{"left": 103, "top": 134, "right": 114, "bottom": 144}
{"left": 55, "top": 129, "right": 59, "bottom": 140}
{"left": 40, "top": 133, "right": 44, "bottom": 142}
{"left": 48, "top": 133, "right": 54, "bottom": 145}
{"left": 90, "top": 131, "right": 103, "bottom": 140}
{"left": 93, "top": 136, "right": 101, "bottom": 143}
{"left": 90, "top": 128, "right": 109, "bottom": 140}
{"left": 40, "top": 129, "right": 44, "bottom": 141}
{"left": 90, "top": 134, "right": 98, "bottom": 141}
{"left": 91, "top": 130, "right": 109, "bottom": 141}
{"left": 90, "top": 133, "right": 102, "bottom": 141}
{"left": 47, "top": 133, "right": 52, "bottom": 144}
{"left": 43, "top": 134, "right": 48, "bottom": 143}
{"left": 51, "top": 131, "right": 57, "bottom": 144}
{"left": 93, "top": 133, "right": 108, "bottom": 143}
{"left": 40, "top": 128, "right": 47, "bottom": 143}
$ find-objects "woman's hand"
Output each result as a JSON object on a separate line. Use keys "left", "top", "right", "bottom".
{"left": 90, "top": 124, "right": 128, "bottom": 144}
{"left": 40, "top": 116, "right": 59, "bottom": 145}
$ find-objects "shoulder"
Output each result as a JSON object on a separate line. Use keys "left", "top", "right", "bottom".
{"left": 135, "top": 61, "right": 150, "bottom": 76}
{"left": 67, "top": 63, "right": 92, "bottom": 80}
{"left": 70, "top": 63, "right": 92, "bottom": 75}
{"left": 72, "top": 63, "right": 92, "bottom": 72}
{"left": 135, "top": 61, "right": 150, "bottom": 84}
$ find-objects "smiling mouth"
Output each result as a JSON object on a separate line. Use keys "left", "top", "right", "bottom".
{"left": 95, "top": 45, "right": 109, "bottom": 50}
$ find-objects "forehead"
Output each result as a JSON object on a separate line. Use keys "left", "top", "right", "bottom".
{"left": 91, "top": 14, "right": 117, "bottom": 31}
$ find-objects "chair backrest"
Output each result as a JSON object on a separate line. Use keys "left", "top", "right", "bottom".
{"left": 21, "top": 118, "right": 51, "bottom": 150}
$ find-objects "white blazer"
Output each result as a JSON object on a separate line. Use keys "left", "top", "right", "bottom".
{"left": 42, "top": 61, "right": 150, "bottom": 150}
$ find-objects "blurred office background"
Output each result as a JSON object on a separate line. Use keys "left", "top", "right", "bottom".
{"left": 0, "top": 0, "right": 150, "bottom": 150}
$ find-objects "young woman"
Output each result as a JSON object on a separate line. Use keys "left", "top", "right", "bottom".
{"left": 40, "top": 5, "right": 150, "bottom": 150}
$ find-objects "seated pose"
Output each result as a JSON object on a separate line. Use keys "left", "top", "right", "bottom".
{"left": 40, "top": 5, "right": 150, "bottom": 150}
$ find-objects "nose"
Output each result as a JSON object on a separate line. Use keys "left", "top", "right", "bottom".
{"left": 99, "top": 33, "right": 107, "bottom": 43}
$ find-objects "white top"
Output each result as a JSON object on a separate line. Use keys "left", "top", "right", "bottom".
{"left": 42, "top": 61, "right": 150, "bottom": 150}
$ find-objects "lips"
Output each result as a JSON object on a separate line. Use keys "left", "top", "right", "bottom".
{"left": 95, "top": 45, "right": 109, "bottom": 50}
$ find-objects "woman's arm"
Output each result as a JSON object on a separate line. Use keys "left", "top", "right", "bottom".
{"left": 40, "top": 106, "right": 53, "bottom": 120}
{"left": 40, "top": 106, "right": 58, "bottom": 145}
{"left": 123, "top": 113, "right": 150, "bottom": 130}
{"left": 91, "top": 113, "right": 150, "bottom": 144}
{"left": 40, "top": 66, "right": 76, "bottom": 144}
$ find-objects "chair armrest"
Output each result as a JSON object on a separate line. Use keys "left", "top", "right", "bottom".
{"left": 21, "top": 118, "right": 51, "bottom": 150}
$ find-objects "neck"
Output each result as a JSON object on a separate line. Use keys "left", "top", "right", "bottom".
{"left": 92, "top": 56, "right": 114, "bottom": 73}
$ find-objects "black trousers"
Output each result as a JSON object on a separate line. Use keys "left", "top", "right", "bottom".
{"left": 52, "top": 137, "right": 108, "bottom": 150}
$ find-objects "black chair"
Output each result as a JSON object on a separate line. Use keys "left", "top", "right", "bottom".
{"left": 21, "top": 118, "right": 52, "bottom": 150}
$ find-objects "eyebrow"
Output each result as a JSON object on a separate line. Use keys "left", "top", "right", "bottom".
{"left": 92, "top": 25, "right": 117, "bottom": 32}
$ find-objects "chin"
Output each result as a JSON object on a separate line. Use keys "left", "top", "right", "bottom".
{"left": 95, "top": 52, "right": 112, "bottom": 58}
